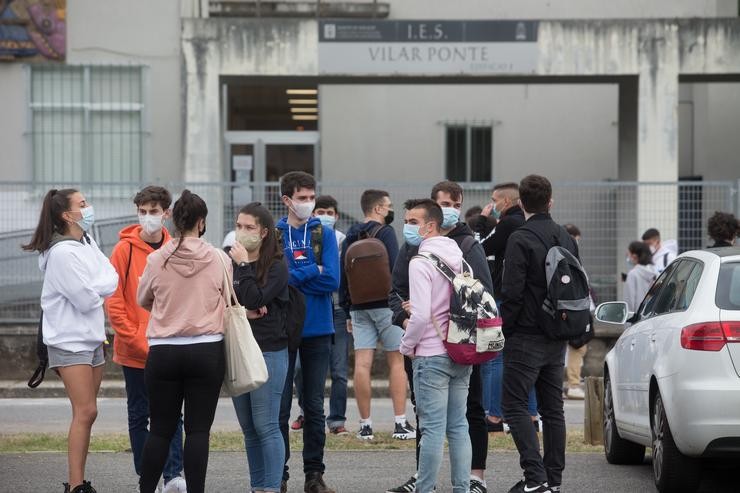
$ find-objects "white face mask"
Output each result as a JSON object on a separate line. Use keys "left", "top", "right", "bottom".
{"left": 139, "top": 213, "right": 163, "bottom": 235}
{"left": 290, "top": 200, "right": 315, "bottom": 221}
{"left": 649, "top": 245, "right": 657, "bottom": 254}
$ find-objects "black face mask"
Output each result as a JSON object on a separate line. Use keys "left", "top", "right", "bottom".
{"left": 384, "top": 210, "right": 394, "bottom": 226}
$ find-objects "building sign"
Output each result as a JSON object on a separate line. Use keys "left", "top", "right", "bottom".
{"left": 0, "top": 0, "right": 65, "bottom": 62}
{"left": 319, "top": 20, "right": 538, "bottom": 76}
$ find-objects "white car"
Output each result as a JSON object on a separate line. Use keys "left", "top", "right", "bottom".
{"left": 595, "top": 247, "right": 740, "bottom": 492}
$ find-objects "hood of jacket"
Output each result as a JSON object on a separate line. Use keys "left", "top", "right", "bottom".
{"left": 344, "top": 220, "right": 386, "bottom": 243}
{"left": 118, "top": 224, "right": 172, "bottom": 253}
{"left": 160, "top": 236, "right": 219, "bottom": 278}
{"left": 631, "top": 263, "right": 657, "bottom": 283}
{"left": 276, "top": 216, "right": 321, "bottom": 233}
{"left": 39, "top": 232, "right": 87, "bottom": 271}
{"left": 418, "top": 235, "right": 463, "bottom": 271}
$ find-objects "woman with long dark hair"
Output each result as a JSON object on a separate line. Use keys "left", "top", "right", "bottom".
{"left": 228, "top": 202, "right": 290, "bottom": 493}
{"left": 136, "top": 190, "right": 230, "bottom": 493}
{"left": 23, "top": 189, "right": 119, "bottom": 493}
{"left": 624, "top": 240, "right": 656, "bottom": 312}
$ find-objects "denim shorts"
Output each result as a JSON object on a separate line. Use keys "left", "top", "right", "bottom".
{"left": 48, "top": 344, "right": 105, "bottom": 369}
{"left": 351, "top": 307, "right": 403, "bottom": 351}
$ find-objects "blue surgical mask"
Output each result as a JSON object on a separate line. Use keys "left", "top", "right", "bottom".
{"left": 403, "top": 224, "right": 423, "bottom": 246}
{"left": 76, "top": 206, "right": 95, "bottom": 232}
{"left": 625, "top": 256, "right": 635, "bottom": 269}
{"left": 441, "top": 207, "right": 460, "bottom": 229}
{"left": 490, "top": 205, "right": 502, "bottom": 220}
{"left": 316, "top": 214, "right": 336, "bottom": 229}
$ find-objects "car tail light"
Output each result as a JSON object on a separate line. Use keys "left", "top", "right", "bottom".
{"left": 681, "top": 322, "right": 740, "bottom": 351}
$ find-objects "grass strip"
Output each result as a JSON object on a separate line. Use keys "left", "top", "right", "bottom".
{"left": 0, "top": 430, "right": 602, "bottom": 454}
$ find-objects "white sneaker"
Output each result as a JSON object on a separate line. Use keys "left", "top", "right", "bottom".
{"left": 567, "top": 387, "right": 585, "bottom": 400}
{"left": 162, "top": 477, "right": 187, "bottom": 493}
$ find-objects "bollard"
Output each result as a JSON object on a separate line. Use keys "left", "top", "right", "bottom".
{"left": 584, "top": 376, "right": 605, "bottom": 445}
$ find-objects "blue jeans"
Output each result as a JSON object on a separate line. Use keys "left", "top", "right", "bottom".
{"left": 412, "top": 355, "right": 472, "bottom": 493}
{"left": 122, "top": 365, "right": 183, "bottom": 483}
{"left": 481, "top": 356, "right": 538, "bottom": 418}
{"left": 232, "top": 348, "right": 289, "bottom": 492}
{"left": 280, "top": 335, "right": 332, "bottom": 479}
{"left": 327, "top": 308, "right": 350, "bottom": 428}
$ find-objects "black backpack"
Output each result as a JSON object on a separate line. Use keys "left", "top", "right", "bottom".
{"left": 527, "top": 226, "right": 593, "bottom": 342}
{"left": 285, "top": 285, "right": 306, "bottom": 352}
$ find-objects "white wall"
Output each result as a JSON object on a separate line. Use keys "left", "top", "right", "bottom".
{"left": 388, "top": 0, "right": 736, "bottom": 19}
{"left": 67, "top": 0, "right": 183, "bottom": 182}
{"left": 320, "top": 84, "right": 618, "bottom": 184}
{"left": 0, "top": 65, "right": 28, "bottom": 180}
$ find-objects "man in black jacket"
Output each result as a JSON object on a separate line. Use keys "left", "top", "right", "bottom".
{"left": 387, "top": 181, "right": 493, "bottom": 493}
{"left": 474, "top": 182, "right": 540, "bottom": 433}
{"left": 500, "top": 175, "right": 578, "bottom": 493}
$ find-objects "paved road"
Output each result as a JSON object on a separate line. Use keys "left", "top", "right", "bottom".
{"left": 0, "top": 397, "right": 587, "bottom": 434}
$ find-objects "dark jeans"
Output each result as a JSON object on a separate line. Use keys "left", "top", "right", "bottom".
{"left": 280, "top": 335, "right": 332, "bottom": 480}
{"left": 327, "top": 308, "right": 350, "bottom": 428}
{"left": 122, "top": 365, "right": 183, "bottom": 483}
{"left": 404, "top": 356, "right": 488, "bottom": 471}
{"left": 139, "top": 342, "right": 225, "bottom": 493}
{"left": 502, "top": 333, "right": 567, "bottom": 487}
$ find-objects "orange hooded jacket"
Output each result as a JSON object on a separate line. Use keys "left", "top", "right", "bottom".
{"left": 105, "top": 224, "right": 172, "bottom": 368}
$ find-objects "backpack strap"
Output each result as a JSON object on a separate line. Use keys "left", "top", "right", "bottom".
{"left": 413, "top": 252, "right": 456, "bottom": 284}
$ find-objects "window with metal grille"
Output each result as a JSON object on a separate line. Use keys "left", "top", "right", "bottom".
{"left": 29, "top": 65, "right": 145, "bottom": 183}
{"left": 445, "top": 124, "right": 492, "bottom": 182}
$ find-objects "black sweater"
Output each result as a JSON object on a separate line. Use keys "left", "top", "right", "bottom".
{"left": 500, "top": 213, "right": 579, "bottom": 338}
{"left": 474, "top": 205, "right": 525, "bottom": 299}
{"left": 233, "top": 259, "right": 290, "bottom": 352}
{"left": 389, "top": 222, "right": 494, "bottom": 329}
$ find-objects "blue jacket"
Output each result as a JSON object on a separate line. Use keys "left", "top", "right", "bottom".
{"left": 276, "top": 216, "right": 340, "bottom": 338}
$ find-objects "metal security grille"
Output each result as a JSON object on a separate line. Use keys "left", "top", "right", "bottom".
{"left": 29, "top": 65, "right": 145, "bottom": 183}
{"left": 0, "top": 180, "right": 737, "bottom": 323}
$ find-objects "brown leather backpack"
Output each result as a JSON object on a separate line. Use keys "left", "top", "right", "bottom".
{"left": 344, "top": 224, "right": 391, "bottom": 305}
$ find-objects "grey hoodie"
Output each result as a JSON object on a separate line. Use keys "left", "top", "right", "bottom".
{"left": 623, "top": 263, "right": 656, "bottom": 312}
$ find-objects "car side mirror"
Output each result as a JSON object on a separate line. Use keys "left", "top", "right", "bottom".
{"left": 595, "top": 301, "right": 630, "bottom": 325}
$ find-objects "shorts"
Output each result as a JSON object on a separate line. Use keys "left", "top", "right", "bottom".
{"left": 48, "top": 344, "right": 105, "bottom": 369}
{"left": 351, "top": 308, "right": 403, "bottom": 351}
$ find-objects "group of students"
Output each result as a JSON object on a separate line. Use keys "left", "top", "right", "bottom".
{"left": 26, "top": 172, "right": 584, "bottom": 493}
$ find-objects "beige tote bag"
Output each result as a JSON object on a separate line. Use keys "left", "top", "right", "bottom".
{"left": 216, "top": 251, "right": 268, "bottom": 396}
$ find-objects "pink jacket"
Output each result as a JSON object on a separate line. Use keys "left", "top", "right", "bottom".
{"left": 137, "top": 237, "right": 232, "bottom": 340}
{"left": 399, "top": 236, "right": 463, "bottom": 358}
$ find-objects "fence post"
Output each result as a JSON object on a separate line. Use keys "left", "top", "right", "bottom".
{"left": 584, "top": 376, "right": 605, "bottom": 445}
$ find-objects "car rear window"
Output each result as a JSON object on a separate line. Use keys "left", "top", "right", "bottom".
{"left": 716, "top": 262, "right": 740, "bottom": 310}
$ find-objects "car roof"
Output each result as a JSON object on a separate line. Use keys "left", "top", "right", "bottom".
{"left": 678, "top": 247, "right": 740, "bottom": 263}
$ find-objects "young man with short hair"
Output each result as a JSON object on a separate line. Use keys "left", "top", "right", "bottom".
{"left": 106, "top": 186, "right": 186, "bottom": 493}
{"left": 641, "top": 228, "right": 678, "bottom": 274}
{"left": 399, "top": 198, "right": 472, "bottom": 493}
{"left": 277, "top": 172, "right": 339, "bottom": 493}
{"left": 501, "top": 175, "right": 579, "bottom": 493}
{"left": 388, "top": 181, "right": 492, "bottom": 493}
{"left": 340, "top": 189, "right": 412, "bottom": 441}
{"left": 313, "top": 195, "right": 350, "bottom": 435}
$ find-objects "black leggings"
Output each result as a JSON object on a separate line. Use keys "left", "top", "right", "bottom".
{"left": 405, "top": 356, "right": 488, "bottom": 471}
{"left": 139, "top": 341, "right": 225, "bottom": 493}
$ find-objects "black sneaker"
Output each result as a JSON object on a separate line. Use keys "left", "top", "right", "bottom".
{"left": 392, "top": 421, "right": 416, "bottom": 440}
{"left": 357, "top": 423, "right": 374, "bottom": 440}
{"left": 508, "top": 479, "right": 551, "bottom": 493}
{"left": 549, "top": 486, "right": 561, "bottom": 493}
{"left": 486, "top": 419, "right": 504, "bottom": 433}
{"left": 386, "top": 476, "right": 416, "bottom": 492}
{"left": 64, "top": 481, "right": 98, "bottom": 493}
{"left": 470, "top": 478, "right": 487, "bottom": 493}
{"left": 304, "top": 472, "right": 335, "bottom": 493}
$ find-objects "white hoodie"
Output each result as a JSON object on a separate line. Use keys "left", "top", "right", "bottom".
{"left": 623, "top": 263, "right": 656, "bottom": 313}
{"left": 39, "top": 234, "right": 119, "bottom": 352}
{"left": 652, "top": 239, "right": 678, "bottom": 274}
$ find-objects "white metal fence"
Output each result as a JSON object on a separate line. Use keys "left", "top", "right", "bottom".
{"left": 0, "top": 180, "right": 737, "bottom": 323}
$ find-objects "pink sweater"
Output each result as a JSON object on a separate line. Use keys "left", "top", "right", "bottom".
{"left": 137, "top": 237, "right": 232, "bottom": 339}
{"left": 399, "top": 236, "right": 463, "bottom": 358}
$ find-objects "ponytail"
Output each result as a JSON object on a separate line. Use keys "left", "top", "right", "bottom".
{"left": 164, "top": 189, "right": 208, "bottom": 268}
{"left": 22, "top": 188, "right": 78, "bottom": 253}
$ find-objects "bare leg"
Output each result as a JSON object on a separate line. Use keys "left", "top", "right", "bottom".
{"left": 354, "top": 349, "right": 375, "bottom": 419}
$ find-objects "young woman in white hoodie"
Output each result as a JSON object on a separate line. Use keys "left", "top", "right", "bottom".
{"left": 23, "top": 189, "right": 119, "bottom": 493}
